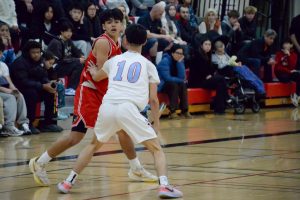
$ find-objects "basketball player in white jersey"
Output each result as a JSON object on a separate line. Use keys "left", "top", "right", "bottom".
{"left": 57, "top": 24, "right": 183, "bottom": 198}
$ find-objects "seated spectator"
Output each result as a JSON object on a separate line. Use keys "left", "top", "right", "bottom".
{"left": 0, "top": 40, "right": 31, "bottom": 136}
{"left": 29, "top": 3, "right": 60, "bottom": 48}
{"left": 99, "top": 0, "right": 130, "bottom": 15}
{"left": 161, "top": 4, "right": 187, "bottom": 46}
{"left": 181, "top": 0, "right": 198, "bottom": 29}
{"left": 33, "top": 0, "right": 65, "bottom": 20}
{"left": 239, "top": 6, "right": 257, "bottom": 42}
{"left": 47, "top": 21, "right": 85, "bottom": 96}
{"left": 221, "top": 10, "right": 242, "bottom": 55}
{"left": 137, "top": 2, "right": 173, "bottom": 63}
{"left": 188, "top": 37, "right": 229, "bottom": 114}
{"left": 10, "top": 41, "right": 63, "bottom": 134}
{"left": 237, "top": 29, "right": 277, "bottom": 82}
{"left": 157, "top": 44, "right": 192, "bottom": 119}
{"left": 130, "top": 0, "right": 156, "bottom": 16}
{"left": 274, "top": 39, "right": 300, "bottom": 107}
{"left": 290, "top": 14, "right": 300, "bottom": 69}
{"left": 68, "top": 3, "right": 91, "bottom": 58}
{"left": 198, "top": 8, "right": 222, "bottom": 35}
{"left": 176, "top": 5, "right": 199, "bottom": 45}
{"left": 0, "top": 22, "right": 16, "bottom": 65}
{"left": 86, "top": 2, "right": 102, "bottom": 43}
{"left": 117, "top": 4, "right": 133, "bottom": 33}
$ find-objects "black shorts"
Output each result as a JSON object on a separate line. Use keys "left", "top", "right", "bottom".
{"left": 71, "top": 115, "right": 88, "bottom": 133}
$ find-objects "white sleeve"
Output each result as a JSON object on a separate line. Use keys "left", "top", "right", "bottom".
{"left": 102, "top": 59, "right": 111, "bottom": 75}
{"left": 0, "top": 62, "right": 10, "bottom": 77}
{"left": 198, "top": 22, "right": 207, "bottom": 34}
{"left": 147, "top": 61, "right": 160, "bottom": 84}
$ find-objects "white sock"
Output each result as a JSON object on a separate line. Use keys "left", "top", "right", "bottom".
{"left": 128, "top": 157, "right": 142, "bottom": 170}
{"left": 159, "top": 176, "right": 169, "bottom": 186}
{"left": 37, "top": 151, "right": 52, "bottom": 164}
{"left": 66, "top": 170, "right": 78, "bottom": 184}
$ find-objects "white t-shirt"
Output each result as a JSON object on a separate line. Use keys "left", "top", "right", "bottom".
{"left": 102, "top": 51, "right": 160, "bottom": 111}
{"left": 0, "top": 61, "right": 10, "bottom": 77}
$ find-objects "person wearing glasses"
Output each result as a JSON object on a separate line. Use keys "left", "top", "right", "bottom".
{"left": 157, "top": 44, "right": 192, "bottom": 119}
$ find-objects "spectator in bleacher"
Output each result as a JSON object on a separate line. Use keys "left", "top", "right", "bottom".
{"left": 117, "top": 4, "right": 133, "bottom": 33}
{"left": 86, "top": 2, "right": 102, "bottom": 43}
{"left": 237, "top": 29, "right": 276, "bottom": 82}
{"left": 130, "top": 0, "right": 156, "bottom": 16}
{"left": 161, "top": 4, "right": 187, "bottom": 46}
{"left": 181, "top": 0, "right": 198, "bottom": 29}
{"left": 188, "top": 37, "right": 229, "bottom": 114}
{"left": 290, "top": 14, "right": 300, "bottom": 70}
{"left": 29, "top": 3, "right": 60, "bottom": 48}
{"left": 157, "top": 44, "right": 192, "bottom": 119}
{"left": 176, "top": 5, "right": 199, "bottom": 45}
{"left": 198, "top": 8, "right": 222, "bottom": 35}
{"left": 0, "top": 40, "right": 31, "bottom": 136}
{"left": 47, "top": 21, "right": 85, "bottom": 96}
{"left": 137, "top": 2, "right": 173, "bottom": 63}
{"left": 239, "top": 6, "right": 257, "bottom": 42}
{"left": 167, "top": 0, "right": 179, "bottom": 7}
{"left": 274, "top": 39, "right": 300, "bottom": 107}
{"left": 99, "top": 0, "right": 130, "bottom": 15}
{"left": 33, "top": 0, "right": 65, "bottom": 20}
{"left": 68, "top": 3, "right": 91, "bottom": 58}
{"left": 10, "top": 41, "right": 63, "bottom": 134}
{"left": 0, "top": 22, "right": 16, "bottom": 65}
{"left": 221, "top": 10, "right": 242, "bottom": 55}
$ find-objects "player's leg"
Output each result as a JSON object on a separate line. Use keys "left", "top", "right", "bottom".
{"left": 142, "top": 138, "right": 183, "bottom": 199}
{"left": 29, "top": 120, "right": 87, "bottom": 186}
{"left": 57, "top": 134, "right": 104, "bottom": 193}
{"left": 117, "top": 131, "right": 158, "bottom": 182}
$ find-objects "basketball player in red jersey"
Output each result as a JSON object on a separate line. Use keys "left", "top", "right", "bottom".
{"left": 29, "top": 9, "right": 157, "bottom": 187}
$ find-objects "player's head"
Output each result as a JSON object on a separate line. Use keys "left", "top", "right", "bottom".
{"left": 100, "top": 8, "right": 123, "bottom": 38}
{"left": 124, "top": 24, "right": 147, "bottom": 46}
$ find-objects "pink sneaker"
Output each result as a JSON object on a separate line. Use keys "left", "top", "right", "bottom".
{"left": 158, "top": 185, "right": 183, "bottom": 199}
{"left": 57, "top": 181, "right": 72, "bottom": 194}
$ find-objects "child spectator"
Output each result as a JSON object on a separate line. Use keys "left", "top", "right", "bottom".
{"left": 221, "top": 10, "right": 243, "bottom": 55}
{"left": 188, "top": 37, "right": 230, "bottom": 114}
{"left": 10, "top": 41, "right": 63, "bottom": 134}
{"left": 86, "top": 2, "right": 102, "bottom": 43}
{"left": 47, "top": 21, "right": 85, "bottom": 96}
{"left": 239, "top": 6, "right": 257, "bottom": 42}
{"left": 237, "top": 29, "right": 277, "bottom": 82}
{"left": 68, "top": 3, "right": 91, "bottom": 58}
{"left": 274, "top": 39, "right": 300, "bottom": 107}
{"left": 198, "top": 8, "right": 222, "bottom": 35}
{"left": 0, "top": 22, "right": 16, "bottom": 65}
{"left": 29, "top": 3, "right": 60, "bottom": 47}
{"left": 157, "top": 44, "right": 192, "bottom": 119}
{"left": 0, "top": 40, "right": 31, "bottom": 136}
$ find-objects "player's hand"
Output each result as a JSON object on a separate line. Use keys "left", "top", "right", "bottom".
{"left": 87, "top": 61, "right": 98, "bottom": 76}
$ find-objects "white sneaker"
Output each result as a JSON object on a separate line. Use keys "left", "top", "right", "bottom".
{"left": 65, "top": 88, "right": 76, "bottom": 96}
{"left": 57, "top": 180, "right": 72, "bottom": 193}
{"left": 290, "top": 93, "right": 299, "bottom": 107}
{"left": 158, "top": 185, "right": 183, "bottom": 199}
{"left": 29, "top": 157, "right": 50, "bottom": 186}
{"left": 21, "top": 123, "right": 32, "bottom": 135}
{"left": 128, "top": 167, "right": 158, "bottom": 182}
{"left": 5, "top": 126, "right": 24, "bottom": 136}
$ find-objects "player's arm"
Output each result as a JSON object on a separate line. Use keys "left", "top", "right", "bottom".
{"left": 149, "top": 83, "right": 160, "bottom": 133}
{"left": 87, "top": 61, "right": 108, "bottom": 81}
{"left": 88, "top": 38, "right": 110, "bottom": 81}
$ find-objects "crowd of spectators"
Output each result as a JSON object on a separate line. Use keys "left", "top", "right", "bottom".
{"left": 0, "top": 0, "right": 299, "bottom": 136}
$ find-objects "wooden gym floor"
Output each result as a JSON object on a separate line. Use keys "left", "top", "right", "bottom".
{"left": 0, "top": 107, "right": 299, "bottom": 200}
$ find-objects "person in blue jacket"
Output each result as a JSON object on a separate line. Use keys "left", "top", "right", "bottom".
{"left": 157, "top": 44, "right": 192, "bottom": 119}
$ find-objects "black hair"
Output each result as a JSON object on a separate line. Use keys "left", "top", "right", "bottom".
{"left": 281, "top": 38, "right": 292, "bottom": 47}
{"left": 22, "top": 40, "right": 42, "bottom": 60}
{"left": 0, "top": 38, "right": 5, "bottom": 52}
{"left": 197, "top": 36, "right": 212, "bottom": 64}
{"left": 170, "top": 44, "right": 183, "bottom": 53}
{"left": 125, "top": 24, "right": 147, "bottom": 45}
{"left": 227, "top": 10, "right": 240, "bottom": 18}
{"left": 43, "top": 51, "right": 56, "bottom": 61}
{"left": 0, "top": 21, "right": 8, "bottom": 29}
{"left": 99, "top": 8, "right": 124, "bottom": 25}
{"left": 39, "top": 2, "right": 55, "bottom": 20}
{"left": 69, "top": 2, "right": 84, "bottom": 12}
{"left": 59, "top": 20, "right": 73, "bottom": 33}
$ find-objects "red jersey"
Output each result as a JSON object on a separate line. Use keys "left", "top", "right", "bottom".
{"left": 80, "top": 33, "right": 122, "bottom": 95}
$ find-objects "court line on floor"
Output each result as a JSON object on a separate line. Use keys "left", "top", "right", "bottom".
{"left": 0, "top": 129, "right": 299, "bottom": 169}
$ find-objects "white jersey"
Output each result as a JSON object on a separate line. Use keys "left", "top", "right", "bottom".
{"left": 102, "top": 51, "right": 160, "bottom": 111}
